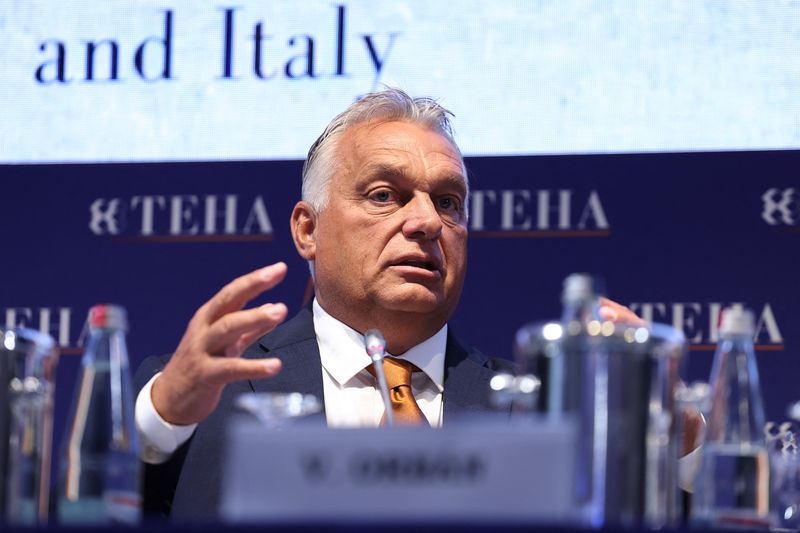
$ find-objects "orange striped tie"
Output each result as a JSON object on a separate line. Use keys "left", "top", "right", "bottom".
{"left": 371, "top": 357, "right": 429, "bottom": 426}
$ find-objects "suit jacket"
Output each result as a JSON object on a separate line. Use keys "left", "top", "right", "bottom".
{"left": 134, "top": 306, "right": 514, "bottom": 520}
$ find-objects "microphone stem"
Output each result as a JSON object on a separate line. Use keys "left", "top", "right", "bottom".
{"left": 372, "top": 357, "right": 394, "bottom": 427}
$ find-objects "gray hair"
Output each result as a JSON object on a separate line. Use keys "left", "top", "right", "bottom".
{"left": 301, "top": 87, "right": 466, "bottom": 212}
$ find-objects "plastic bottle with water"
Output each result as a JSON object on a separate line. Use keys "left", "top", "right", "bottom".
{"left": 692, "top": 307, "right": 773, "bottom": 529}
{"left": 57, "top": 305, "right": 141, "bottom": 524}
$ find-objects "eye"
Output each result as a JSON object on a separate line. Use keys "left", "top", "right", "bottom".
{"left": 368, "top": 188, "right": 397, "bottom": 204}
{"left": 437, "top": 196, "right": 462, "bottom": 212}
{"left": 436, "top": 196, "right": 464, "bottom": 223}
{"left": 438, "top": 197, "right": 456, "bottom": 210}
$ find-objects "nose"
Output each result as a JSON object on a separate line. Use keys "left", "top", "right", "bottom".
{"left": 401, "top": 194, "right": 443, "bottom": 240}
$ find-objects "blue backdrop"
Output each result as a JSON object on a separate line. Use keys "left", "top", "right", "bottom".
{"left": 2, "top": 149, "right": 798, "bottom": 476}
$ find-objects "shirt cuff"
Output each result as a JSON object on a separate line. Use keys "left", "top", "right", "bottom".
{"left": 678, "top": 444, "right": 702, "bottom": 493}
{"left": 135, "top": 372, "right": 197, "bottom": 464}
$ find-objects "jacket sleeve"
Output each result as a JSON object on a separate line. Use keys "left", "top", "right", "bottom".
{"left": 133, "top": 354, "right": 190, "bottom": 519}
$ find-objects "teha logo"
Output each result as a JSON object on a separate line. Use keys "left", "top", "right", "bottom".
{"left": 627, "top": 301, "right": 783, "bottom": 351}
{"left": 469, "top": 189, "right": 609, "bottom": 237}
{"left": 761, "top": 188, "right": 798, "bottom": 226}
{"left": 89, "top": 194, "right": 274, "bottom": 242}
{"left": 3, "top": 307, "right": 81, "bottom": 354}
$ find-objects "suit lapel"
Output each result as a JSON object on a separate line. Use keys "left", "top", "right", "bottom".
{"left": 244, "top": 307, "right": 326, "bottom": 406}
{"left": 442, "top": 330, "right": 498, "bottom": 417}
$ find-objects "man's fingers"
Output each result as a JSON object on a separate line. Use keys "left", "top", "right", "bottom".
{"left": 206, "top": 356, "right": 282, "bottom": 386}
{"left": 234, "top": 308, "right": 289, "bottom": 354}
{"left": 205, "top": 303, "right": 288, "bottom": 353}
{"left": 203, "top": 262, "right": 288, "bottom": 323}
{"left": 598, "top": 297, "right": 648, "bottom": 327}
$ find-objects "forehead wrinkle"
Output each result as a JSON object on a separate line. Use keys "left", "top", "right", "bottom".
{"left": 353, "top": 119, "right": 461, "bottom": 164}
{"left": 338, "top": 120, "right": 467, "bottom": 192}
{"left": 360, "top": 161, "right": 410, "bottom": 181}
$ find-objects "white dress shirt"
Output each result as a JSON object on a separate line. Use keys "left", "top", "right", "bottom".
{"left": 135, "top": 298, "right": 446, "bottom": 464}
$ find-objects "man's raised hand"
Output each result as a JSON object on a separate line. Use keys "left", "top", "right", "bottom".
{"left": 598, "top": 297, "right": 648, "bottom": 328}
{"left": 151, "top": 262, "right": 289, "bottom": 425}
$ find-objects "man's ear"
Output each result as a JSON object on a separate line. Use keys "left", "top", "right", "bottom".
{"left": 291, "top": 201, "right": 317, "bottom": 260}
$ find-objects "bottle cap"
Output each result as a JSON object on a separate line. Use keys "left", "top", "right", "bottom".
{"left": 562, "top": 273, "right": 595, "bottom": 305}
{"left": 788, "top": 401, "right": 800, "bottom": 422}
{"left": 88, "top": 304, "right": 128, "bottom": 332}
{"left": 719, "top": 307, "right": 755, "bottom": 337}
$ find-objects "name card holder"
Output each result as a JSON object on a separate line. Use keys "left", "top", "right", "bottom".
{"left": 220, "top": 417, "right": 576, "bottom": 524}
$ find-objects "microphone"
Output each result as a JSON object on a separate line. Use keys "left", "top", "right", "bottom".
{"left": 364, "top": 329, "right": 394, "bottom": 427}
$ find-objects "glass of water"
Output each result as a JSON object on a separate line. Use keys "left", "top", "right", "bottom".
{"left": 235, "top": 392, "right": 322, "bottom": 429}
{"left": 767, "top": 421, "right": 800, "bottom": 530}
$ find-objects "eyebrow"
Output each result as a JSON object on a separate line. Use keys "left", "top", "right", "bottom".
{"left": 360, "top": 163, "right": 408, "bottom": 182}
{"left": 360, "top": 163, "right": 468, "bottom": 195}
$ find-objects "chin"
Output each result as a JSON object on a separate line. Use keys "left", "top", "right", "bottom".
{"left": 379, "top": 286, "right": 450, "bottom": 315}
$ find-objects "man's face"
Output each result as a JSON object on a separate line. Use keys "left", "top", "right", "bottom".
{"left": 312, "top": 120, "right": 468, "bottom": 330}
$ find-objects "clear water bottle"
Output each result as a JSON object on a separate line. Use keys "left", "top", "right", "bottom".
{"left": 519, "top": 273, "right": 605, "bottom": 524}
{"left": 57, "top": 305, "right": 141, "bottom": 524}
{"left": 692, "top": 307, "right": 773, "bottom": 529}
{"left": 559, "top": 274, "right": 604, "bottom": 525}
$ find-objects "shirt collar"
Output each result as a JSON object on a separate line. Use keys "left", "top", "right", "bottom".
{"left": 312, "top": 299, "right": 447, "bottom": 392}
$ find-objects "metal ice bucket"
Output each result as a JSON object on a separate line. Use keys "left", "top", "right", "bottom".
{"left": 515, "top": 319, "right": 686, "bottom": 528}
{"left": 0, "top": 328, "right": 58, "bottom": 524}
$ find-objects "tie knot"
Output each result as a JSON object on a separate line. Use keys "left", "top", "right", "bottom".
{"left": 382, "top": 357, "right": 416, "bottom": 389}
{"left": 365, "top": 357, "right": 428, "bottom": 426}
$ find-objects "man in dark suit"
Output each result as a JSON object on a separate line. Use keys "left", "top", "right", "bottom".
{"left": 134, "top": 88, "right": 641, "bottom": 519}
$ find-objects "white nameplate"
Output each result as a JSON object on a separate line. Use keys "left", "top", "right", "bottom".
{"left": 220, "top": 417, "right": 576, "bottom": 523}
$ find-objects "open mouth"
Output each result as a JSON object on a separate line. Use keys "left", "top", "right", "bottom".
{"left": 390, "top": 255, "right": 443, "bottom": 278}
